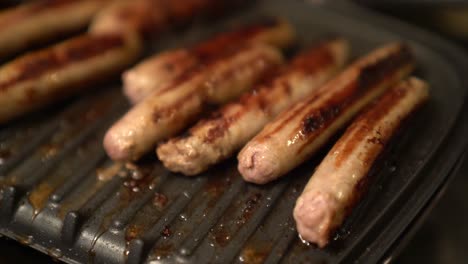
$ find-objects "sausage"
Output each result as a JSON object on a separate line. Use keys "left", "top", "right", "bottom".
{"left": 123, "top": 49, "right": 197, "bottom": 104}
{"left": 89, "top": 0, "right": 170, "bottom": 38}
{"left": 90, "top": 0, "right": 232, "bottom": 39}
{"left": 0, "top": 32, "right": 142, "bottom": 124}
{"left": 237, "top": 42, "right": 415, "bottom": 184}
{"left": 157, "top": 38, "right": 349, "bottom": 175}
{"left": 104, "top": 43, "right": 284, "bottom": 161}
{"left": 293, "top": 77, "right": 429, "bottom": 248}
{"left": 164, "top": 0, "right": 223, "bottom": 25}
{"left": 123, "top": 18, "right": 295, "bottom": 104}
{"left": 0, "top": 0, "right": 111, "bottom": 59}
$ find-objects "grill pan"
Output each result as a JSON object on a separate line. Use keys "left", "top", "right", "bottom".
{"left": 1, "top": 1, "right": 468, "bottom": 263}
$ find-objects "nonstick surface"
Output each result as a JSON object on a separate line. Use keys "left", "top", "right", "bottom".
{"left": 1, "top": 1, "right": 468, "bottom": 263}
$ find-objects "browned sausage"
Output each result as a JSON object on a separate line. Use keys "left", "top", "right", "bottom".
{"left": 0, "top": 0, "right": 112, "bottom": 58}
{"left": 293, "top": 77, "right": 429, "bottom": 248}
{"left": 157, "top": 38, "right": 349, "bottom": 175}
{"left": 104, "top": 43, "right": 284, "bottom": 161}
{"left": 237, "top": 42, "right": 415, "bottom": 184}
{"left": 123, "top": 18, "right": 295, "bottom": 103}
{"left": 89, "top": 0, "right": 170, "bottom": 37}
{"left": 0, "top": 32, "right": 142, "bottom": 124}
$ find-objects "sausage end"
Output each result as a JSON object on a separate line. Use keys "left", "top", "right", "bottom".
{"left": 237, "top": 143, "right": 278, "bottom": 184}
{"left": 293, "top": 191, "right": 339, "bottom": 248}
{"left": 103, "top": 128, "right": 133, "bottom": 162}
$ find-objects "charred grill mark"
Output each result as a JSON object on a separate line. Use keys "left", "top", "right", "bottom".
{"left": 203, "top": 107, "right": 244, "bottom": 143}
{"left": 253, "top": 45, "right": 339, "bottom": 141}
{"left": 180, "top": 51, "right": 280, "bottom": 143}
{"left": 203, "top": 53, "right": 277, "bottom": 97}
{"left": 292, "top": 44, "right": 412, "bottom": 154}
{"left": 256, "top": 92, "right": 322, "bottom": 142}
{"left": 357, "top": 44, "right": 412, "bottom": 92}
{"left": 152, "top": 46, "right": 276, "bottom": 133}
{"left": 301, "top": 104, "right": 341, "bottom": 135}
{"left": 0, "top": 34, "right": 124, "bottom": 91}
{"left": 153, "top": 43, "right": 253, "bottom": 96}
{"left": 191, "top": 17, "right": 281, "bottom": 58}
{"left": 334, "top": 85, "right": 408, "bottom": 167}
{"left": 152, "top": 89, "right": 201, "bottom": 124}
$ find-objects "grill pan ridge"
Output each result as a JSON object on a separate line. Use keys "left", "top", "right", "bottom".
{"left": 1, "top": 1, "right": 468, "bottom": 263}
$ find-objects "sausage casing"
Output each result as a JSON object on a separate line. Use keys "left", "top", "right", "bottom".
{"left": 0, "top": 33, "right": 142, "bottom": 124}
{"left": 104, "top": 43, "right": 283, "bottom": 161}
{"left": 157, "top": 38, "right": 349, "bottom": 175}
{"left": 237, "top": 43, "right": 415, "bottom": 184}
{"left": 123, "top": 18, "right": 295, "bottom": 103}
{"left": 89, "top": 0, "right": 169, "bottom": 38}
{"left": 293, "top": 77, "right": 429, "bottom": 247}
{"left": 0, "top": 0, "right": 111, "bottom": 58}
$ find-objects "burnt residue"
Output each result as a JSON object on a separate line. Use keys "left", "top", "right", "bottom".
{"left": 205, "top": 166, "right": 233, "bottom": 196}
{"left": 0, "top": 34, "right": 124, "bottom": 91}
{"left": 212, "top": 225, "right": 231, "bottom": 247}
{"left": 153, "top": 192, "right": 168, "bottom": 209}
{"left": 237, "top": 193, "right": 262, "bottom": 225}
{"left": 125, "top": 224, "right": 143, "bottom": 241}
{"left": 161, "top": 225, "right": 172, "bottom": 238}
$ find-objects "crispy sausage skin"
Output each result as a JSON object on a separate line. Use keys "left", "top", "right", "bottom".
{"left": 90, "top": 0, "right": 232, "bottom": 38}
{"left": 293, "top": 77, "right": 429, "bottom": 248}
{"left": 123, "top": 49, "right": 197, "bottom": 104}
{"left": 237, "top": 43, "right": 415, "bottom": 184}
{"left": 123, "top": 18, "right": 295, "bottom": 104}
{"left": 104, "top": 43, "right": 284, "bottom": 161}
{"left": 0, "top": 33, "right": 142, "bottom": 124}
{"left": 0, "top": 0, "right": 111, "bottom": 58}
{"left": 89, "top": 0, "right": 169, "bottom": 38}
{"left": 157, "top": 38, "right": 349, "bottom": 175}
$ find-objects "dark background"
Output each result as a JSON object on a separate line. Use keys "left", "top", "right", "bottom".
{"left": 0, "top": 2, "right": 467, "bottom": 263}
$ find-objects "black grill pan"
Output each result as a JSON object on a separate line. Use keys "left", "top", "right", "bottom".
{"left": 1, "top": 1, "right": 468, "bottom": 263}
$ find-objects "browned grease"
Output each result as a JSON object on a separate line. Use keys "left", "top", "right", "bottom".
{"left": 153, "top": 192, "right": 168, "bottom": 209}
{"left": 0, "top": 34, "right": 124, "bottom": 91}
{"left": 96, "top": 163, "right": 123, "bottom": 181}
{"left": 237, "top": 193, "right": 262, "bottom": 225}
{"left": 239, "top": 245, "right": 270, "bottom": 264}
{"left": 28, "top": 183, "right": 54, "bottom": 216}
